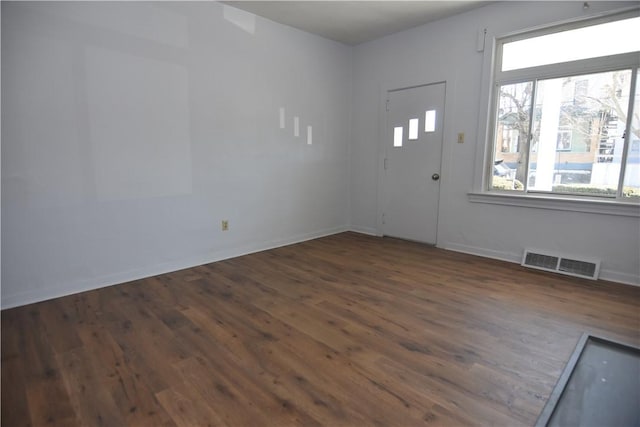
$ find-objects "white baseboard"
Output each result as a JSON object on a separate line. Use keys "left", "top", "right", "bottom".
{"left": 348, "top": 225, "right": 379, "bottom": 236}
{"left": 5, "top": 230, "right": 637, "bottom": 309}
{"left": 441, "top": 242, "right": 521, "bottom": 264}
{"left": 1, "top": 225, "right": 350, "bottom": 310}
{"left": 598, "top": 269, "right": 640, "bottom": 287}
{"left": 442, "top": 241, "right": 639, "bottom": 287}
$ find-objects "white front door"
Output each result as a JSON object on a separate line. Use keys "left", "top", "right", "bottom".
{"left": 381, "top": 82, "right": 445, "bottom": 244}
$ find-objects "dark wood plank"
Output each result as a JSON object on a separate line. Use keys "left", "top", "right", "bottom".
{"left": 56, "top": 348, "right": 127, "bottom": 426}
{"left": 2, "top": 232, "right": 639, "bottom": 426}
{"left": 16, "top": 307, "right": 78, "bottom": 425}
{"left": 155, "top": 384, "right": 225, "bottom": 427}
{"left": 1, "top": 310, "right": 32, "bottom": 426}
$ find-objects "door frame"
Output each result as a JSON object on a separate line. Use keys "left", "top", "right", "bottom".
{"left": 375, "top": 79, "right": 451, "bottom": 245}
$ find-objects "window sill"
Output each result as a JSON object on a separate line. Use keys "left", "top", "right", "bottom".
{"left": 468, "top": 192, "right": 640, "bottom": 217}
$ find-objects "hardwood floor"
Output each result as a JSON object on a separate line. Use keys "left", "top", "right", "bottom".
{"left": 2, "top": 232, "right": 639, "bottom": 426}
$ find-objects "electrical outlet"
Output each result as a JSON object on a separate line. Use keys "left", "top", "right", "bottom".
{"left": 221, "top": 220, "right": 229, "bottom": 231}
{"left": 457, "top": 132, "right": 465, "bottom": 144}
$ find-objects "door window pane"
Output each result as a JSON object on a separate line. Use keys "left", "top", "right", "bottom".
{"left": 393, "top": 126, "right": 403, "bottom": 147}
{"left": 491, "top": 81, "right": 532, "bottom": 191}
{"left": 408, "top": 118, "right": 419, "bottom": 140}
{"left": 424, "top": 110, "right": 436, "bottom": 132}
{"left": 623, "top": 70, "right": 640, "bottom": 198}
{"left": 528, "top": 70, "right": 632, "bottom": 196}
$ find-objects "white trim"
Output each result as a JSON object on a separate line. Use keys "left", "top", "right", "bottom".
{"left": 0, "top": 225, "right": 349, "bottom": 309}
{"left": 474, "top": 6, "right": 640, "bottom": 202}
{"left": 473, "top": 33, "right": 497, "bottom": 193}
{"left": 443, "top": 241, "right": 639, "bottom": 287}
{"left": 617, "top": 65, "right": 638, "bottom": 197}
{"left": 468, "top": 192, "right": 640, "bottom": 217}
{"left": 441, "top": 242, "right": 520, "bottom": 264}
{"left": 496, "top": 53, "right": 640, "bottom": 85}
{"left": 497, "top": 6, "right": 640, "bottom": 43}
{"left": 349, "top": 225, "right": 379, "bottom": 236}
{"left": 4, "top": 227, "right": 636, "bottom": 310}
{"left": 598, "top": 268, "right": 640, "bottom": 287}
{"left": 496, "top": 9, "right": 640, "bottom": 82}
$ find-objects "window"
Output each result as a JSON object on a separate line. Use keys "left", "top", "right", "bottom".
{"left": 488, "top": 12, "right": 640, "bottom": 200}
{"left": 424, "top": 110, "right": 436, "bottom": 132}
{"left": 408, "top": 118, "right": 419, "bottom": 140}
{"left": 393, "top": 126, "right": 403, "bottom": 147}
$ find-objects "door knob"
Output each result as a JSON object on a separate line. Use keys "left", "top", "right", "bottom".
{"left": 432, "top": 173, "right": 440, "bottom": 181}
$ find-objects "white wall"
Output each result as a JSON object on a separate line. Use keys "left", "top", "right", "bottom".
{"left": 1, "top": 2, "right": 352, "bottom": 308}
{"left": 350, "top": 1, "right": 640, "bottom": 285}
{"left": 3, "top": 2, "right": 639, "bottom": 309}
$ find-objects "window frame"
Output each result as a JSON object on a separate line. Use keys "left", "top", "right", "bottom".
{"left": 471, "top": 7, "right": 640, "bottom": 216}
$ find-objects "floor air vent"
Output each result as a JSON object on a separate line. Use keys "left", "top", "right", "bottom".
{"left": 522, "top": 249, "right": 600, "bottom": 280}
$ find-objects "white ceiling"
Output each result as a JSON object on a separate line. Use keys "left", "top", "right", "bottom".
{"left": 222, "top": 1, "right": 492, "bottom": 45}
